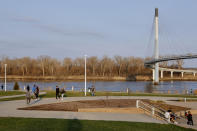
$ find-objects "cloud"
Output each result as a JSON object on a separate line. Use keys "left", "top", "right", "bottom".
{"left": 10, "top": 16, "right": 105, "bottom": 38}
{"left": 36, "top": 24, "right": 104, "bottom": 38}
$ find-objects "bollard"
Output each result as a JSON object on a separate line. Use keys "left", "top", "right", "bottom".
{"left": 127, "top": 88, "right": 129, "bottom": 93}
{"left": 152, "top": 107, "right": 155, "bottom": 115}
{"left": 184, "top": 98, "right": 186, "bottom": 103}
{"left": 136, "top": 100, "right": 139, "bottom": 108}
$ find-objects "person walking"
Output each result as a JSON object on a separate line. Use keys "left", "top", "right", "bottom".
{"left": 60, "top": 88, "right": 65, "bottom": 100}
{"left": 165, "top": 110, "right": 170, "bottom": 123}
{"left": 35, "top": 86, "right": 39, "bottom": 100}
{"left": 91, "top": 85, "right": 95, "bottom": 96}
{"left": 26, "top": 85, "right": 31, "bottom": 104}
{"left": 190, "top": 89, "right": 193, "bottom": 95}
{"left": 56, "top": 86, "right": 60, "bottom": 100}
{"left": 187, "top": 111, "right": 194, "bottom": 125}
{"left": 1, "top": 84, "right": 3, "bottom": 90}
{"left": 32, "top": 84, "right": 36, "bottom": 99}
{"left": 26, "top": 85, "right": 30, "bottom": 91}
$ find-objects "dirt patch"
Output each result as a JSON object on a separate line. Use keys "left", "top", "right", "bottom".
{"left": 18, "top": 99, "right": 189, "bottom": 112}
{"left": 19, "top": 99, "right": 137, "bottom": 111}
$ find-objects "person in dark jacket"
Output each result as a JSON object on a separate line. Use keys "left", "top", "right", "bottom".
{"left": 26, "top": 85, "right": 30, "bottom": 91}
{"left": 187, "top": 111, "right": 193, "bottom": 125}
{"left": 35, "top": 86, "right": 39, "bottom": 100}
{"left": 56, "top": 86, "right": 60, "bottom": 100}
{"left": 1, "top": 84, "right": 3, "bottom": 90}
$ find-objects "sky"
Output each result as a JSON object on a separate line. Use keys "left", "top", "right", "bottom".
{"left": 0, "top": 0, "right": 197, "bottom": 67}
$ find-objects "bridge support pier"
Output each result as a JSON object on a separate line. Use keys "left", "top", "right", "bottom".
{"left": 171, "top": 71, "right": 173, "bottom": 78}
{"left": 181, "top": 72, "right": 184, "bottom": 78}
{"left": 152, "top": 69, "right": 155, "bottom": 80}
{"left": 160, "top": 70, "right": 163, "bottom": 78}
{"left": 154, "top": 64, "right": 159, "bottom": 84}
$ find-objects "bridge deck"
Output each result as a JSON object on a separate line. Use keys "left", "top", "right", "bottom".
{"left": 145, "top": 54, "right": 197, "bottom": 66}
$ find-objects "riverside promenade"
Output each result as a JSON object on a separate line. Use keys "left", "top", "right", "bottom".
{"left": 0, "top": 96, "right": 197, "bottom": 129}
{"left": 0, "top": 92, "right": 46, "bottom": 99}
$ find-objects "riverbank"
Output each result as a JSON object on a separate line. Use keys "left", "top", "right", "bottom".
{"left": 1, "top": 75, "right": 197, "bottom": 81}
{"left": 0, "top": 75, "right": 146, "bottom": 81}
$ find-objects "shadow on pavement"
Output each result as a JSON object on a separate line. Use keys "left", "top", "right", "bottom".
{"left": 29, "top": 97, "right": 42, "bottom": 105}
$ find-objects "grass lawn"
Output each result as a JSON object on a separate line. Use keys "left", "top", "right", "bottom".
{"left": 41, "top": 90, "right": 197, "bottom": 98}
{"left": 0, "top": 91, "right": 25, "bottom": 97}
{"left": 0, "top": 96, "right": 26, "bottom": 102}
{"left": 169, "top": 99, "right": 197, "bottom": 102}
{"left": 0, "top": 117, "right": 195, "bottom": 131}
{"left": 0, "top": 90, "right": 197, "bottom": 102}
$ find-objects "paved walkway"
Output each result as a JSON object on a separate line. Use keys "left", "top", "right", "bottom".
{"left": 0, "top": 96, "right": 169, "bottom": 124}
{"left": 0, "top": 96, "right": 197, "bottom": 129}
{"left": 166, "top": 100, "right": 197, "bottom": 110}
{"left": 0, "top": 92, "right": 46, "bottom": 99}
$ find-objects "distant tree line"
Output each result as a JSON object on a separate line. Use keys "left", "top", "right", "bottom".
{"left": 0, "top": 56, "right": 183, "bottom": 77}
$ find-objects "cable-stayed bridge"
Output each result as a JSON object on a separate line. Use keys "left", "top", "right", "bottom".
{"left": 144, "top": 8, "right": 197, "bottom": 84}
{"left": 145, "top": 54, "right": 197, "bottom": 67}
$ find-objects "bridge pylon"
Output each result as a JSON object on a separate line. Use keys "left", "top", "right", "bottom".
{"left": 154, "top": 8, "right": 159, "bottom": 84}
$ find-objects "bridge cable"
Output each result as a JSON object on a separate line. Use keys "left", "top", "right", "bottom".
{"left": 145, "top": 16, "right": 155, "bottom": 59}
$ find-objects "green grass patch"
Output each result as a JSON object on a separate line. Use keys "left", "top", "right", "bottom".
{"left": 0, "top": 96, "right": 26, "bottom": 102}
{"left": 41, "top": 90, "right": 197, "bottom": 98}
{"left": 1, "top": 90, "right": 197, "bottom": 102}
{"left": 169, "top": 98, "right": 197, "bottom": 102}
{"left": 0, "top": 91, "right": 25, "bottom": 97}
{"left": 0, "top": 117, "right": 195, "bottom": 131}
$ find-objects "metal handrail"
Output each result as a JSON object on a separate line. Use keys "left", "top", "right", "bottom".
{"left": 137, "top": 100, "right": 167, "bottom": 121}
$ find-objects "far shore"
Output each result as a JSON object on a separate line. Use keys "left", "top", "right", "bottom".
{"left": 1, "top": 75, "right": 197, "bottom": 81}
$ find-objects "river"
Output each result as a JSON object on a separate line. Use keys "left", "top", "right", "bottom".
{"left": 1, "top": 80, "right": 197, "bottom": 94}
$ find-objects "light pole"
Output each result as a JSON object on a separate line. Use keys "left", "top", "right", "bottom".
{"left": 84, "top": 55, "right": 87, "bottom": 96}
{"left": 4, "top": 64, "right": 7, "bottom": 92}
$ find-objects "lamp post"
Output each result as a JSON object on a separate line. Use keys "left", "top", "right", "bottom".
{"left": 4, "top": 64, "right": 7, "bottom": 92}
{"left": 84, "top": 55, "right": 87, "bottom": 96}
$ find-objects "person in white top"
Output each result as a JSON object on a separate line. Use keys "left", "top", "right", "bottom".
{"left": 165, "top": 111, "right": 170, "bottom": 122}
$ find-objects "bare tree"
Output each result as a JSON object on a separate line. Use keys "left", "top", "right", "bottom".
{"left": 87, "top": 56, "right": 98, "bottom": 76}
{"left": 176, "top": 60, "right": 184, "bottom": 69}
{"left": 63, "top": 58, "right": 72, "bottom": 75}
{"left": 0, "top": 55, "right": 153, "bottom": 77}
{"left": 114, "top": 56, "right": 123, "bottom": 76}
{"left": 37, "top": 56, "right": 51, "bottom": 77}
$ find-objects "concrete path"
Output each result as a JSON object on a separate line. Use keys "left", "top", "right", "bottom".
{"left": 0, "top": 96, "right": 167, "bottom": 124}
{"left": 0, "top": 95, "right": 197, "bottom": 130}
{"left": 166, "top": 101, "right": 197, "bottom": 110}
{"left": 0, "top": 92, "right": 46, "bottom": 99}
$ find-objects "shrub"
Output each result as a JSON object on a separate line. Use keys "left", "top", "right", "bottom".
{"left": 194, "top": 90, "right": 197, "bottom": 95}
{"left": 13, "top": 82, "right": 20, "bottom": 90}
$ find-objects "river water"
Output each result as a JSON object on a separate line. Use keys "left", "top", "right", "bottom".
{"left": 1, "top": 81, "right": 197, "bottom": 94}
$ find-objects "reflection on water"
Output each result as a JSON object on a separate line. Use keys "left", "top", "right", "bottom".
{"left": 1, "top": 80, "right": 197, "bottom": 94}
{"left": 145, "top": 83, "right": 154, "bottom": 93}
